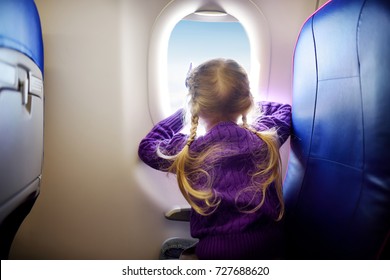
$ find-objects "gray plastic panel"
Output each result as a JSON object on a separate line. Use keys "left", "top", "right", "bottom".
{"left": 0, "top": 48, "right": 43, "bottom": 221}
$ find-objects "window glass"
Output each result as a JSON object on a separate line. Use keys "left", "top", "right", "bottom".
{"left": 167, "top": 20, "right": 250, "bottom": 113}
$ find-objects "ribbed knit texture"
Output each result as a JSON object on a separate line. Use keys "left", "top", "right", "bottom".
{"left": 138, "top": 101, "right": 292, "bottom": 259}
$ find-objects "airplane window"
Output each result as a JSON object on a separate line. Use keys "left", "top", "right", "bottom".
{"left": 167, "top": 19, "right": 251, "bottom": 114}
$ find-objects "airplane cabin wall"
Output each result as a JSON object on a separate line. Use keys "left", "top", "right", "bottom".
{"left": 9, "top": 0, "right": 320, "bottom": 259}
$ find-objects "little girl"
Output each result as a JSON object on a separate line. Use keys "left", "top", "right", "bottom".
{"left": 138, "top": 58, "right": 291, "bottom": 259}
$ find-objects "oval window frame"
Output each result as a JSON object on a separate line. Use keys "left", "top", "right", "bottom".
{"left": 148, "top": 0, "right": 271, "bottom": 123}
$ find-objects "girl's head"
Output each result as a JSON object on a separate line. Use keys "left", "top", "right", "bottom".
{"left": 185, "top": 59, "right": 253, "bottom": 126}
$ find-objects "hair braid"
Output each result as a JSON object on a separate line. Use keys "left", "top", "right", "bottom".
{"left": 186, "top": 115, "right": 199, "bottom": 146}
{"left": 168, "top": 112, "right": 220, "bottom": 215}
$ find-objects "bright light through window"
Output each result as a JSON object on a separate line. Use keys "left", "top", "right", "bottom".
{"left": 167, "top": 19, "right": 251, "bottom": 113}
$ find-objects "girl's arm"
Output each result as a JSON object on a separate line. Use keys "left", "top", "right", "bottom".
{"left": 252, "top": 101, "right": 292, "bottom": 146}
{"left": 138, "top": 109, "right": 187, "bottom": 171}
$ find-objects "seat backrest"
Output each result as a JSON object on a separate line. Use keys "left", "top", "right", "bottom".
{"left": 284, "top": 0, "right": 390, "bottom": 259}
{"left": 0, "top": 0, "right": 44, "bottom": 258}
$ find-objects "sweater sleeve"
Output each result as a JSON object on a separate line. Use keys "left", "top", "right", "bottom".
{"left": 252, "top": 101, "right": 292, "bottom": 146}
{"left": 138, "top": 109, "right": 187, "bottom": 171}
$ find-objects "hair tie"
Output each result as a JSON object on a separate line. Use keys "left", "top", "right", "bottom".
{"left": 186, "top": 138, "right": 194, "bottom": 147}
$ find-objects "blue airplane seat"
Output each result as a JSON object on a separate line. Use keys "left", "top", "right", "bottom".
{"left": 0, "top": 0, "right": 44, "bottom": 259}
{"left": 284, "top": 0, "right": 390, "bottom": 259}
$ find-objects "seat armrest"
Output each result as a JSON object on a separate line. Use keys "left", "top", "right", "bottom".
{"left": 165, "top": 207, "right": 191, "bottom": 222}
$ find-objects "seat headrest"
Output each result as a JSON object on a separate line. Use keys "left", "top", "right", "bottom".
{"left": 0, "top": 0, "right": 44, "bottom": 73}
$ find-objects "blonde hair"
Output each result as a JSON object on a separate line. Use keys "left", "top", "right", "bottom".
{"left": 168, "top": 58, "right": 284, "bottom": 219}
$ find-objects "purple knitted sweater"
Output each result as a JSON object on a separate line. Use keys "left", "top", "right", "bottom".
{"left": 138, "top": 101, "right": 292, "bottom": 259}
